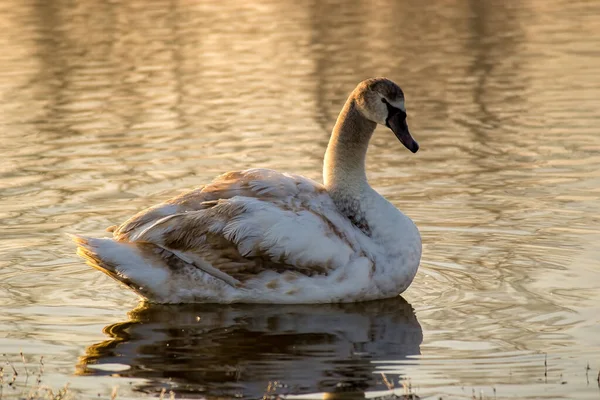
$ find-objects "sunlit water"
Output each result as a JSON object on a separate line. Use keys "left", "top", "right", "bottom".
{"left": 1, "top": 0, "right": 600, "bottom": 399}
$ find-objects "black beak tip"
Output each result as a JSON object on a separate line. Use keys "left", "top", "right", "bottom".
{"left": 410, "top": 142, "right": 419, "bottom": 153}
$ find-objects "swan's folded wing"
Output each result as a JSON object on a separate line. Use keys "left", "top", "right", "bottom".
{"left": 112, "top": 168, "right": 328, "bottom": 241}
{"left": 128, "top": 195, "right": 360, "bottom": 285}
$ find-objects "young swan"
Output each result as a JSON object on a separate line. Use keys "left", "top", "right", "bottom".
{"left": 72, "top": 77, "right": 422, "bottom": 304}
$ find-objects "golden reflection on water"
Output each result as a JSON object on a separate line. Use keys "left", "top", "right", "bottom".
{"left": 1, "top": 0, "right": 600, "bottom": 398}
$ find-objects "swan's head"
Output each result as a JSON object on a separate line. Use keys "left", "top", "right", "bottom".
{"left": 354, "top": 77, "right": 419, "bottom": 153}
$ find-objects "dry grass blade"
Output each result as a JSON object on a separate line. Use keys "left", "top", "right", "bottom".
{"left": 4, "top": 357, "right": 18, "bottom": 378}
{"left": 380, "top": 373, "right": 394, "bottom": 390}
{"left": 20, "top": 351, "right": 29, "bottom": 379}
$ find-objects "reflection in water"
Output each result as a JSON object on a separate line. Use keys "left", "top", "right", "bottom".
{"left": 77, "top": 298, "right": 422, "bottom": 399}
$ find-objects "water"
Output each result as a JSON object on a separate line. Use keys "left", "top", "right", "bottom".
{"left": 1, "top": 0, "right": 599, "bottom": 398}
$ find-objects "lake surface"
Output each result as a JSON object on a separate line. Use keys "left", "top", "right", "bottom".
{"left": 1, "top": 0, "right": 600, "bottom": 398}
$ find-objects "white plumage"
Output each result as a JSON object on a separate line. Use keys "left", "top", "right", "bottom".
{"left": 72, "top": 78, "right": 422, "bottom": 303}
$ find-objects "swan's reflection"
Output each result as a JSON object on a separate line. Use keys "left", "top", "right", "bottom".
{"left": 77, "top": 297, "right": 422, "bottom": 399}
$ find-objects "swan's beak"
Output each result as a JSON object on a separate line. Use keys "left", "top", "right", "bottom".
{"left": 387, "top": 113, "right": 419, "bottom": 153}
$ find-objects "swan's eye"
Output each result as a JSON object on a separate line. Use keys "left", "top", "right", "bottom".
{"left": 382, "top": 98, "right": 404, "bottom": 119}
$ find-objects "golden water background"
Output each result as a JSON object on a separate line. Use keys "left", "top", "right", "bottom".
{"left": 1, "top": 0, "right": 600, "bottom": 398}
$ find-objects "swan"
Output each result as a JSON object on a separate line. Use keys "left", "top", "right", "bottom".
{"left": 72, "top": 77, "right": 422, "bottom": 304}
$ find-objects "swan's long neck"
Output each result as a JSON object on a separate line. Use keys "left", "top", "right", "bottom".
{"left": 322, "top": 93, "right": 421, "bottom": 278}
{"left": 323, "top": 97, "right": 376, "bottom": 197}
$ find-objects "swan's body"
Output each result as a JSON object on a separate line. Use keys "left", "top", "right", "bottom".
{"left": 73, "top": 78, "right": 422, "bottom": 304}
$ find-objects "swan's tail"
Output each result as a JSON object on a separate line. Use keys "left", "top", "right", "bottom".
{"left": 69, "top": 234, "right": 171, "bottom": 301}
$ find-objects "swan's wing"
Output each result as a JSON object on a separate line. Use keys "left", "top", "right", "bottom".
{"left": 111, "top": 169, "right": 363, "bottom": 285}
{"left": 113, "top": 168, "right": 326, "bottom": 241}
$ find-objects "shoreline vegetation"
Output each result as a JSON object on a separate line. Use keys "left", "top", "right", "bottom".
{"left": 2, "top": 353, "right": 598, "bottom": 400}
